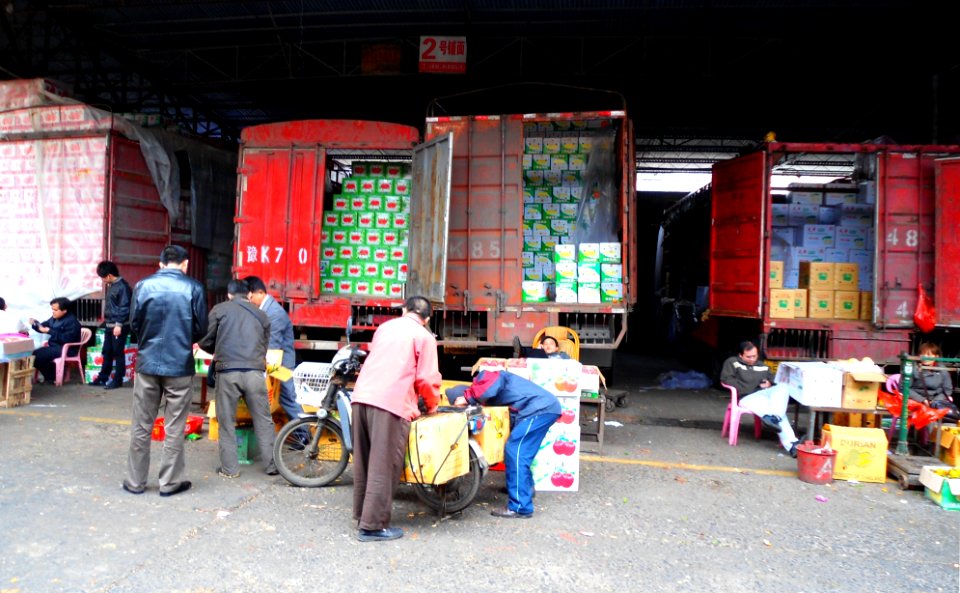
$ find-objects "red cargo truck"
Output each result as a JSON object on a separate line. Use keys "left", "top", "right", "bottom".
{"left": 708, "top": 142, "right": 960, "bottom": 363}
{"left": 234, "top": 113, "right": 637, "bottom": 365}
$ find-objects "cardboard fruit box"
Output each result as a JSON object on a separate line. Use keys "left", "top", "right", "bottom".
{"left": 821, "top": 424, "right": 888, "bottom": 483}
{"left": 0, "top": 334, "right": 34, "bottom": 359}
{"left": 402, "top": 412, "right": 469, "bottom": 485}
{"left": 919, "top": 465, "right": 960, "bottom": 511}
{"left": 473, "top": 406, "right": 510, "bottom": 466}
{"left": 939, "top": 426, "right": 960, "bottom": 467}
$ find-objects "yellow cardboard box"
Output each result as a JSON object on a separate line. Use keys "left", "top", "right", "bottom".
{"left": 939, "top": 427, "right": 960, "bottom": 467}
{"left": 834, "top": 263, "right": 859, "bottom": 290}
{"left": 769, "top": 261, "right": 784, "bottom": 289}
{"left": 799, "top": 262, "right": 835, "bottom": 290}
{"left": 403, "top": 413, "right": 469, "bottom": 485}
{"left": 840, "top": 370, "right": 886, "bottom": 409}
{"left": 808, "top": 290, "right": 835, "bottom": 319}
{"left": 770, "top": 288, "right": 795, "bottom": 319}
{"left": 860, "top": 291, "right": 872, "bottom": 321}
{"left": 821, "top": 424, "right": 888, "bottom": 483}
{"left": 474, "top": 406, "right": 510, "bottom": 465}
{"left": 793, "top": 288, "right": 808, "bottom": 318}
{"left": 834, "top": 290, "right": 860, "bottom": 320}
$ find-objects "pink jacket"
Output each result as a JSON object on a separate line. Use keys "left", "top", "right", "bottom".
{"left": 351, "top": 313, "right": 441, "bottom": 421}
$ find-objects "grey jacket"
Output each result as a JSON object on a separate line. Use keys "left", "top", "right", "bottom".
{"left": 131, "top": 268, "right": 207, "bottom": 377}
{"left": 198, "top": 298, "right": 271, "bottom": 372}
{"left": 260, "top": 294, "right": 295, "bottom": 369}
{"left": 907, "top": 368, "right": 954, "bottom": 403}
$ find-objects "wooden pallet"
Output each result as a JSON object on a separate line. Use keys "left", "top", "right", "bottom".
{"left": 1, "top": 356, "right": 35, "bottom": 408}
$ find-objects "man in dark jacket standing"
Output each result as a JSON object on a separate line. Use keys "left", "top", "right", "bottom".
{"left": 92, "top": 261, "right": 132, "bottom": 389}
{"left": 29, "top": 297, "right": 82, "bottom": 383}
{"left": 123, "top": 245, "right": 207, "bottom": 497}
{"left": 198, "top": 279, "right": 277, "bottom": 478}
{"left": 448, "top": 370, "right": 561, "bottom": 519}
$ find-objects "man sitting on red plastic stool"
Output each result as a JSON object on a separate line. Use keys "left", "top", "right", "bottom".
{"left": 720, "top": 340, "right": 801, "bottom": 457}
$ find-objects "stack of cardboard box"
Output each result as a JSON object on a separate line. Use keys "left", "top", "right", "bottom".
{"left": 319, "top": 162, "right": 411, "bottom": 297}
{"left": 768, "top": 183, "right": 874, "bottom": 320}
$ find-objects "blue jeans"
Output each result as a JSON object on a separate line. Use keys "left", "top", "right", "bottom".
{"left": 504, "top": 412, "right": 560, "bottom": 515}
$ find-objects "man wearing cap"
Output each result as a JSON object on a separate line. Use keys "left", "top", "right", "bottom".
{"left": 448, "top": 370, "right": 561, "bottom": 519}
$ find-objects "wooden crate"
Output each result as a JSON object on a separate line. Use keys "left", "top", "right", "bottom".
{"left": 1, "top": 356, "right": 35, "bottom": 408}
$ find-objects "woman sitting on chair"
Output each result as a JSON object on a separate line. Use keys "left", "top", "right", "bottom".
{"left": 908, "top": 343, "right": 958, "bottom": 421}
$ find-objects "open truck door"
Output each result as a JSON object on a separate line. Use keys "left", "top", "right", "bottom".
{"left": 234, "top": 146, "right": 326, "bottom": 300}
{"left": 406, "top": 132, "right": 453, "bottom": 304}
{"left": 709, "top": 151, "right": 767, "bottom": 317}
{"left": 935, "top": 157, "right": 960, "bottom": 327}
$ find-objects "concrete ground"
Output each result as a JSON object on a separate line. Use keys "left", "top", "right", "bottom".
{"left": 1, "top": 352, "right": 958, "bottom": 593}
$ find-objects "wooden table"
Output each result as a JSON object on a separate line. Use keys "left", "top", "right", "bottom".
{"left": 804, "top": 405, "right": 890, "bottom": 442}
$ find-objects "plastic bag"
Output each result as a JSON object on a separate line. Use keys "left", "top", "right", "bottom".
{"left": 914, "top": 284, "right": 936, "bottom": 333}
{"left": 657, "top": 370, "right": 712, "bottom": 390}
{"left": 877, "top": 389, "right": 950, "bottom": 430}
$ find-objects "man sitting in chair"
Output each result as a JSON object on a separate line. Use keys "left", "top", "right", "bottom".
{"left": 28, "top": 297, "right": 82, "bottom": 384}
{"left": 720, "top": 340, "right": 801, "bottom": 458}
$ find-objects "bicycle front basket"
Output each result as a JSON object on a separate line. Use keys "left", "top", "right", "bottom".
{"left": 293, "top": 362, "right": 334, "bottom": 407}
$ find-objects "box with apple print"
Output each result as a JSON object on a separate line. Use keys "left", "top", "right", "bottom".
{"left": 525, "top": 359, "right": 582, "bottom": 492}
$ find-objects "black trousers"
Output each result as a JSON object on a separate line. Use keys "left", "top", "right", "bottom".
{"left": 97, "top": 326, "right": 129, "bottom": 384}
{"left": 351, "top": 403, "right": 411, "bottom": 531}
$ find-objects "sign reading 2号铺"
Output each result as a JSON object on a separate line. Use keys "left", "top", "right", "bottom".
{"left": 419, "top": 36, "right": 467, "bottom": 73}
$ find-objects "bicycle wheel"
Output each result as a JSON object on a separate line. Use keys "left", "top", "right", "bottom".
{"left": 411, "top": 446, "right": 482, "bottom": 514}
{"left": 273, "top": 417, "right": 349, "bottom": 487}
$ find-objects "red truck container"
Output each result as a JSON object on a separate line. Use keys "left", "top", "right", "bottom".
{"left": 234, "top": 112, "right": 637, "bottom": 364}
{"left": 0, "top": 79, "right": 235, "bottom": 324}
{"left": 709, "top": 142, "right": 960, "bottom": 363}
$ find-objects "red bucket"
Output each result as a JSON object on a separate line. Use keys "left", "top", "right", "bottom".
{"left": 796, "top": 441, "right": 837, "bottom": 485}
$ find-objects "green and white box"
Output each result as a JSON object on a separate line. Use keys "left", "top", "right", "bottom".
{"left": 376, "top": 179, "right": 394, "bottom": 194}
{"left": 578, "top": 282, "right": 601, "bottom": 304}
{"left": 366, "top": 195, "right": 384, "bottom": 211}
{"left": 552, "top": 186, "right": 571, "bottom": 201}
{"left": 347, "top": 230, "right": 365, "bottom": 245}
{"left": 543, "top": 170, "right": 562, "bottom": 186}
{"left": 388, "top": 246, "right": 407, "bottom": 262}
{"left": 358, "top": 178, "right": 377, "bottom": 194}
{"left": 578, "top": 243, "right": 600, "bottom": 262}
{"left": 363, "top": 262, "right": 380, "bottom": 278}
{"left": 332, "top": 195, "right": 349, "bottom": 211}
{"left": 532, "top": 154, "right": 551, "bottom": 170}
{"left": 554, "top": 244, "right": 577, "bottom": 262}
{"left": 541, "top": 236, "right": 558, "bottom": 251}
{"left": 323, "top": 211, "right": 340, "bottom": 227}
{"left": 549, "top": 219, "right": 570, "bottom": 235}
{"left": 522, "top": 154, "right": 533, "bottom": 170}
{"left": 321, "top": 246, "right": 337, "bottom": 260}
{"left": 521, "top": 251, "right": 535, "bottom": 267}
{"left": 524, "top": 136, "right": 543, "bottom": 154}
{"left": 568, "top": 154, "right": 587, "bottom": 171}
{"left": 555, "top": 282, "right": 578, "bottom": 303}
{"left": 599, "top": 242, "right": 622, "bottom": 262}
{"left": 367, "top": 163, "right": 386, "bottom": 178}
{"left": 578, "top": 262, "right": 601, "bottom": 283}
{"left": 555, "top": 261, "right": 578, "bottom": 281}
{"left": 355, "top": 245, "right": 372, "bottom": 260}
{"left": 365, "top": 230, "right": 382, "bottom": 246}
{"left": 371, "top": 281, "right": 388, "bottom": 297}
{"left": 339, "top": 212, "right": 357, "bottom": 227}
{"left": 375, "top": 213, "right": 392, "bottom": 229}
{"left": 329, "top": 261, "right": 347, "bottom": 278}
{"left": 542, "top": 137, "right": 561, "bottom": 154}
{"left": 522, "top": 188, "right": 534, "bottom": 203}
{"left": 523, "top": 267, "right": 544, "bottom": 281}
{"left": 384, "top": 164, "right": 405, "bottom": 179}
{"left": 601, "top": 282, "right": 624, "bottom": 302}
{"left": 336, "top": 280, "right": 354, "bottom": 294}
{"left": 541, "top": 262, "right": 555, "bottom": 281}
{"left": 380, "top": 263, "right": 398, "bottom": 281}
{"left": 382, "top": 230, "right": 399, "bottom": 246}
{"left": 550, "top": 154, "right": 568, "bottom": 170}
{"left": 342, "top": 179, "right": 360, "bottom": 194}
{"left": 338, "top": 246, "right": 355, "bottom": 260}
{"left": 347, "top": 263, "right": 363, "bottom": 278}
{"left": 522, "top": 281, "right": 552, "bottom": 303}
{"left": 600, "top": 263, "right": 623, "bottom": 282}
{"left": 383, "top": 196, "right": 401, "bottom": 212}
{"left": 330, "top": 229, "right": 349, "bottom": 244}
{"left": 524, "top": 169, "right": 544, "bottom": 185}
{"left": 559, "top": 203, "right": 578, "bottom": 220}
{"left": 357, "top": 212, "right": 375, "bottom": 229}
{"left": 560, "top": 137, "right": 579, "bottom": 154}
{"left": 394, "top": 178, "right": 411, "bottom": 195}
{"left": 523, "top": 236, "right": 542, "bottom": 251}
{"left": 392, "top": 212, "right": 408, "bottom": 229}
{"left": 542, "top": 203, "right": 561, "bottom": 219}
{"left": 354, "top": 280, "right": 371, "bottom": 296}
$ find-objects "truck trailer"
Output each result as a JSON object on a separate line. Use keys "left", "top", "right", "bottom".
{"left": 0, "top": 79, "right": 236, "bottom": 326}
{"left": 233, "top": 112, "right": 636, "bottom": 367}
{"left": 706, "top": 141, "right": 960, "bottom": 363}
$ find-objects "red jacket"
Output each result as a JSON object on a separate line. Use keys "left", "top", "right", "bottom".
{"left": 351, "top": 313, "right": 441, "bottom": 420}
